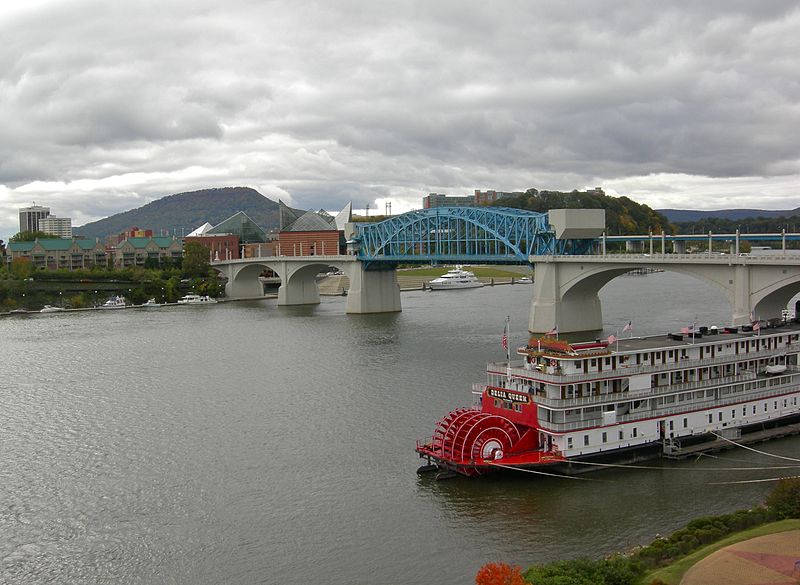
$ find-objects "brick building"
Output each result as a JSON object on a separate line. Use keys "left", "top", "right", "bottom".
{"left": 276, "top": 201, "right": 351, "bottom": 256}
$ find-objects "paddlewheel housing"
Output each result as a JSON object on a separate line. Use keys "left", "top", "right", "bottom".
{"left": 422, "top": 407, "right": 522, "bottom": 475}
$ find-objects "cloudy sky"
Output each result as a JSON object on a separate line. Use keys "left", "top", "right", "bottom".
{"left": 1, "top": 0, "right": 799, "bottom": 239}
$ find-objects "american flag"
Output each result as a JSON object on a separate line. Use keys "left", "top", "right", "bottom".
{"left": 607, "top": 334, "right": 617, "bottom": 344}
{"left": 622, "top": 321, "right": 632, "bottom": 333}
{"left": 501, "top": 316, "right": 509, "bottom": 351}
{"left": 547, "top": 325, "right": 558, "bottom": 336}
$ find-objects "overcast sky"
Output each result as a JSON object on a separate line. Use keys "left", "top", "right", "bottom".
{"left": 1, "top": 0, "right": 799, "bottom": 239}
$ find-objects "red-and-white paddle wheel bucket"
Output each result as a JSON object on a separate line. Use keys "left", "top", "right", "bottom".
{"left": 418, "top": 407, "right": 521, "bottom": 476}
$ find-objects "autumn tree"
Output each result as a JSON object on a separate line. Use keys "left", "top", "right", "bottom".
{"left": 182, "top": 241, "right": 211, "bottom": 277}
{"left": 475, "top": 562, "right": 526, "bottom": 585}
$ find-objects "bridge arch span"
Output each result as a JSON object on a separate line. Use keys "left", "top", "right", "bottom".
{"left": 530, "top": 257, "right": 800, "bottom": 333}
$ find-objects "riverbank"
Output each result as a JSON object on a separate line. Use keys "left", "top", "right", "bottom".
{"left": 648, "top": 520, "right": 800, "bottom": 585}
{"left": 509, "top": 477, "right": 800, "bottom": 585}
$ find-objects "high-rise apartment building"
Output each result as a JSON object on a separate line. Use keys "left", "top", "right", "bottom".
{"left": 19, "top": 204, "right": 50, "bottom": 233}
{"left": 38, "top": 216, "right": 73, "bottom": 239}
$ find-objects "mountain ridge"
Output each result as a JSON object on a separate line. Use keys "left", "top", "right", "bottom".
{"left": 76, "top": 187, "right": 284, "bottom": 239}
{"left": 657, "top": 207, "right": 800, "bottom": 222}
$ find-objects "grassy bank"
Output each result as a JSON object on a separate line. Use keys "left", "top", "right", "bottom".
{"left": 643, "top": 518, "right": 800, "bottom": 585}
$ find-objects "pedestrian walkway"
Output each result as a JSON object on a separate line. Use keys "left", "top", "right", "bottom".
{"left": 680, "top": 530, "right": 800, "bottom": 585}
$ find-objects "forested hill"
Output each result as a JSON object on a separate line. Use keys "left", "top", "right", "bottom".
{"left": 77, "top": 187, "right": 283, "bottom": 239}
{"left": 672, "top": 214, "right": 800, "bottom": 234}
{"left": 658, "top": 208, "right": 800, "bottom": 223}
{"left": 493, "top": 189, "right": 670, "bottom": 235}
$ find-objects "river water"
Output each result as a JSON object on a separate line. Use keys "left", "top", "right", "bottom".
{"left": 2, "top": 272, "right": 798, "bottom": 585}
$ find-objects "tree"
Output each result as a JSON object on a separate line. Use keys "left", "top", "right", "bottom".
{"left": 766, "top": 477, "right": 800, "bottom": 518}
{"left": 9, "top": 230, "right": 61, "bottom": 242}
{"left": 10, "top": 257, "right": 33, "bottom": 280}
{"left": 182, "top": 241, "right": 210, "bottom": 277}
{"left": 476, "top": 562, "right": 526, "bottom": 585}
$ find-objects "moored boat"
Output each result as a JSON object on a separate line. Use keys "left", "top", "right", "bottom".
{"left": 416, "top": 324, "right": 800, "bottom": 477}
{"left": 428, "top": 266, "right": 484, "bottom": 290}
{"left": 141, "top": 298, "right": 163, "bottom": 308}
{"left": 40, "top": 305, "right": 65, "bottom": 313}
{"left": 99, "top": 296, "right": 127, "bottom": 309}
{"left": 177, "top": 294, "right": 217, "bottom": 304}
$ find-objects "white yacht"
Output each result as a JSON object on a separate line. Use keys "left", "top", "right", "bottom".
{"left": 428, "top": 266, "right": 484, "bottom": 290}
{"left": 177, "top": 294, "right": 218, "bottom": 304}
{"left": 516, "top": 276, "right": 532, "bottom": 284}
{"left": 99, "top": 296, "right": 127, "bottom": 309}
{"left": 141, "top": 298, "right": 163, "bottom": 308}
{"left": 40, "top": 305, "right": 65, "bottom": 313}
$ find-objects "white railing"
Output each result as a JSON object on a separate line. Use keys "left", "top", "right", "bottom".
{"left": 490, "top": 345, "right": 796, "bottom": 384}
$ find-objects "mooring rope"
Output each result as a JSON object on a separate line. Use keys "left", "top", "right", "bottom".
{"left": 711, "top": 432, "right": 800, "bottom": 463}
{"left": 488, "top": 462, "right": 600, "bottom": 481}
{"left": 560, "top": 459, "right": 800, "bottom": 472}
{"left": 707, "top": 474, "right": 800, "bottom": 485}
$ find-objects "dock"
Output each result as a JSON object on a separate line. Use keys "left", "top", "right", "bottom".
{"left": 663, "top": 422, "right": 800, "bottom": 459}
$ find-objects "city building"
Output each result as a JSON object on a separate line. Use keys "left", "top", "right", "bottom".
{"left": 276, "top": 201, "right": 351, "bottom": 256}
{"left": 113, "top": 236, "right": 183, "bottom": 268}
{"left": 38, "top": 216, "right": 73, "bottom": 239}
{"left": 422, "top": 190, "right": 524, "bottom": 209}
{"left": 5, "top": 238, "right": 107, "bottom": 270}
{"left": 422, "top": 193, "right": 474, "bottom": 209}
{"left": 18, "top": 204, "right": 51, "bottom": 233}
{"left": 474, "top": 190, "right": 523, "bottom": 205}
{"left": 109, "top": 226, "right": 154, "bottom": 246}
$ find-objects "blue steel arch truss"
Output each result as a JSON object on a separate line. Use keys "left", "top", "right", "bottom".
{"left": 354, "top": 207, "right": 593, "bottom": 264}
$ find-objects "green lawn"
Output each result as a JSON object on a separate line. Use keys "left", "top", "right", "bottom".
{"left": 398, "top": 265, "right": 530, "bottom": 278}
{"left": 642, "top": 518, "right": 800, "bottom": 585}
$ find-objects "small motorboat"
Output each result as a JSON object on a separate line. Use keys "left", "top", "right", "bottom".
{"left": 99, "top": 296, "right": 127, "bottom": 309}
{"left": 516, "top": 276, "right": 532, "bottom": 284}
{"left": 177, "top": 294, "right": 218, "bottom": 304}
{"left": 141, "top": 298, "right": 163, "bottom": 308}
{"left": 40, "top": 305, "right": 66, "bottom": 313}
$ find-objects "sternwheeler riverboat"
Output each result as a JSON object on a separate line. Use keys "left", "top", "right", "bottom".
{"left": 416, "top": 323, "right": 800, "bottom": 477}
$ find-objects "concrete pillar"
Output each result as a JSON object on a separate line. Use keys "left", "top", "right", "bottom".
{"left": 345, "top": 265, "right": 401, "bottom": 314}
{"left": 278, "top": 263, "right": 320, "bottom": 306}
{"left": 529, "top": 261, "right": 603, "bottom": 333}
{"left": 731, "top": 265, "right": 751, "bottom": 326}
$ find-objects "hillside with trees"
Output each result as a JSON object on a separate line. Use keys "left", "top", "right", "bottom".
{"left": 76, "top": 187, "right": 286, "bottom": 239}
{"left": 493, "top": 189, "right": 671, "bottom": 235}
{"left": 672, "top": 213, "right": 800, "bottom": 235}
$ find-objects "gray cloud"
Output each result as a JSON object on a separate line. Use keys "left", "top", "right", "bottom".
{"left": 2, "top": 0, "right": 800, "bottom": 238}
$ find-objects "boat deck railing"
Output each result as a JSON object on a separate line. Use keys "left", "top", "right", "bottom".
{"left": 490, "top": 344, "right": 795, "bottom": 385}
{"left": 536, "top": 376, "right": 800, "bottom": 432}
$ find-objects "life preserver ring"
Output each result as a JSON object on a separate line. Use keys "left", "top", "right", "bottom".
{"left": 550, "top": 359, "right": 557, "bottom": 367}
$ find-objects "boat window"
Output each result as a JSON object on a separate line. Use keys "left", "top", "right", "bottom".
{"left": 683, "top": 418, "right": 688, "bottom": 428}
{"left": 567, "top": 437, "right": 573, "bottom": 449}
{"left": 602, "top": 432, "right": 607, "bottom": 443}
{"left": 618, "top": 430, "right": 624, "bottom": 440}
{"left": 632, "top": 427, "right": 638, "bottom": 438}
{"left": 583, "top": 435, "right": 589, "bottom": 446}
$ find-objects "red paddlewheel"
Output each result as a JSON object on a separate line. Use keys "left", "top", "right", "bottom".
{"left": 435, "top": 410, "right": 521, "bottom": 464}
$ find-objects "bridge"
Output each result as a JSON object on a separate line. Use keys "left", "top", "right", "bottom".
{"left": 211, "top": 206, "right": 800, "bottom": 331}
{"left": 212, "top": 206, "right": 600, "bottom": 313}
{"left": 530, "top": 250, "right": 800, "bottom": 333}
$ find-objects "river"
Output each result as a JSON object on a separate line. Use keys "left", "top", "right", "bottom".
{"left": 2, "top": 271, "right": 798, "bottom": 584}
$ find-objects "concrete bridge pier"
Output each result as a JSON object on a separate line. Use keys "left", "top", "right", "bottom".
{"left": 345, "top": 265, "right": 401, "bottom": 314}
{"left": 529, "top": 261, "right": 604, "bottom": 334}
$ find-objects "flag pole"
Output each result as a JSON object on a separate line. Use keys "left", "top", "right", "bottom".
{"left": 616, "top": 328, "right": 619, "bottom": 353}
{"left": 506, "top": 315, "right": 511, "bottom": 365}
